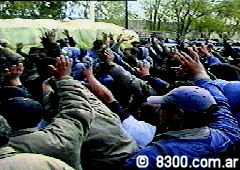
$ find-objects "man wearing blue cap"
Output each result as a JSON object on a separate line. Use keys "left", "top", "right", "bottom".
{"left": 124, "top": 47, "right": 240, "bottom": 169}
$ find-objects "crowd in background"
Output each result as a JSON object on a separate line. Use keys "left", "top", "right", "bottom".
{"left": 0, "top": 29, "right": 240, "bottom": 169}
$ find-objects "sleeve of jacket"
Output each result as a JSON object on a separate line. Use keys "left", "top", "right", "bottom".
{"left": 109, "top": 63, "right": 158, "bottom": 97}
{"left": 56, "top": 77, "right": 94, "bottom": 134}
{"left": 67, "top": 36, "right": 76, "bottom": 47}
{"left": 195, "top": 79, "right": 240, "bottom": 144}
{"left": 9, "top": 77, "right": 95, "bottom": 170}
{"left": 113, "top": 52, "right": 135, "bottom": 74}
{"left": 141, "top": 75, "right": 170, "bottom": 95}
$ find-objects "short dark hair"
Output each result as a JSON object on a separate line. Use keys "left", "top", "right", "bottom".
{"left": 210, "top": 64, "right": 240, "bottom": 81}
{"left": 1, "top": 97, "right": 43, "bottom": 131}
{"left": 93, "top": 40, "right": 104, "bottom": 50}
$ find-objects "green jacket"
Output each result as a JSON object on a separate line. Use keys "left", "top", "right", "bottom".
{"left": 81, "top": 85, "right": 139, "bottom": 169}
{"left": 9, "top": 77, "right": 95, "bottom": 170}
{"left": 109, "top": 63, "right": 158, "bottom": 114}
{"left": 0, "top": 146, "right": 74, "bottom": 170}
{"left": 9, "top": 77, "right": 138, "bottom": 169}
{"left": 109, "top": 63, "right": 157, "bottom": 97}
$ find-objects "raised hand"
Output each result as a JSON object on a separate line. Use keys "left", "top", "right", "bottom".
{"left": 63, "top": 29, "right": 69, "bottom": 37}
{"left": 40, "top": 30, "right": 57, "bottom": 43}
{"left": 199, "top": 43, "right": 211, "bottom": 57}
{"left": 175, "top": 53, "right": 208, "bottom": 78}
{"left": 104, "top": 49, "right": 114, "bottom": 65}
{"left": 49, "top": 56, "right": 72, "bottom": 80}
{"left": 83, "top": 65, "right": 94, "bottom": 79}
{"left": 117, "top": 34, "right": 134, "bottom": 43}
{"left": 42, "top": 77, "right": 55, "bottom": 94}
{"left": 134, "top": 61, "right": 150, "bottom": 77}
{"left": 4, "top": 63, "right": 24, "bottom": 79}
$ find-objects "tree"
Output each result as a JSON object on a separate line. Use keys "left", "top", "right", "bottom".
{"left": 214, "top": 0, "right": 240, "bottom": 39}
{"left": 140, "top": 0, "right": 162, "bottom": 30}
{"left": 0, "top": 1, "right": 65, "bottom": 19}
{"left": 191, "top": 15, "right": 225, "bottom": 38}
{"left": 166, "top": 0, "right": 212, "bottom": 40}
{"left": 95, "top": 1, "right": 125, "bottom": 21}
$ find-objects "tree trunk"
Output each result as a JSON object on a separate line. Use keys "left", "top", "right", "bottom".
{"left": 150, "top": 12, "right": 153, "bottom": 30}
{"left": 153, "top": 0, "right": 161, "bottom": 30}
{"left": 157, "top": 17, "right": 161, "bottom": 30}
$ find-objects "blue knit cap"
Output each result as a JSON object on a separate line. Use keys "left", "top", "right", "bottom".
{"left": 147, "top": 86, "right": 216, "bottom": 113}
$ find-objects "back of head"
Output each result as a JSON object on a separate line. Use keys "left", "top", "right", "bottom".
{"left": 210, "top": 64, "right": 240, "bottom": 81}
{"left": 35, "top": 57, "right": 56, "bottom": 78}
{"left": 0, "top": 48, "right": 24, "bottom": 65}
{"left": 93, "top": 40, "right": 104, "bottom": 50}
{"left": 0, "top": 86, "right": 31, "bottom": 104}
{"left": 1, "top": 97, "right": 42, "bottom": 131}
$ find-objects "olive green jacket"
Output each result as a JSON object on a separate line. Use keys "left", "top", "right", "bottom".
{"left": 9, "top": 77, "right": 138, "bottom": 169}
{"left": 81, "top": 87, "right": 139, "bottom": 169}
{"left": 9, "top": 77, "right": 95, "bottom": 170}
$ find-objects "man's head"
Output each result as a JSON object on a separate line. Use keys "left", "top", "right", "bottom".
{"left": 16, "top": 43, "right": 24, "bottom": 50}
{"left": 0, "top": 97, "right": 43, "bottom": 131}
{"left": 139, "top": 86, "right": 218, "bottom": 132}
{"left": 0, "top": 47, "right": 25, "bottom": 83}
{"left": 0, "top": 47, "right": 24, "bottom": 66}
{"left": 207, "top": 43, "right": 214, "bottom": 52}
{"left": 35, "top": 57, "right": 56, "bottom": 78}
{"left": 93, "top": 40, "right": 105, "bottom": 51}
{"left": 209, "top": 64, "right": 240, "bottom": 81}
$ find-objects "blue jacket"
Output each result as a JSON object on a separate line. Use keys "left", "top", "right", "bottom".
{"left": 124, "top": 79, "right": 240, "bottom": 169}
{"left": 214, "top": 79, "right": 240, "bottom": 123}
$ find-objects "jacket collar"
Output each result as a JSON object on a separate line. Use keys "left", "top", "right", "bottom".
{"left": 163, "top": 126, "right": 210, "bottom": 139}
{"left": 153, "top": 126, "right": 210, "bottom": 142}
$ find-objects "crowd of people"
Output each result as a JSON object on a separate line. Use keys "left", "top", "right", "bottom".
{"left": 0, "top": 29, "right": 240, "bottom": 169}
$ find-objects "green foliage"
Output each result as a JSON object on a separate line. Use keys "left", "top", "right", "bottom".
{"left": 95, "top": 1, "right": 125, "bottom": 21}
{"left": 1, "top": 0, "right": 240, "bottom": 40}
{"left": 0, "top": 1, "right": 65, "bottom": 19}
{"left": 166, "top": 0, "right": 212, "bottom": 40}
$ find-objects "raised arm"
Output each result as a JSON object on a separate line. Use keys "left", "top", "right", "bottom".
{"left": 10, "top": 56, "right": 95, "bottom": 169}
{"left": 175, "top": 49, "right": 240, "bottom": 144}
{"left": 103, "top": 49, "right": 158, "bottom": 98}
{"left": 83, "top": 66, "right": 130, "bottom": 121}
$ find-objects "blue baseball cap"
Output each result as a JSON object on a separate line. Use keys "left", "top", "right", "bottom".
{"left": 147, "top": 86, "right": 216, "bottom": 113}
